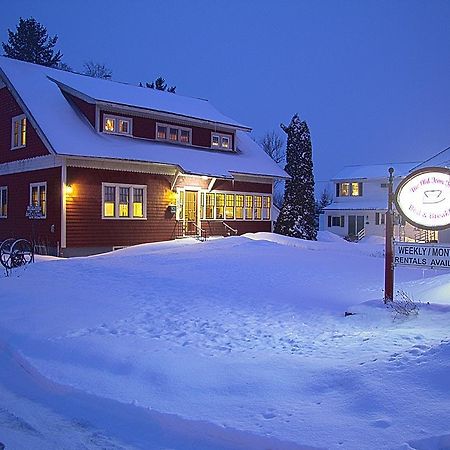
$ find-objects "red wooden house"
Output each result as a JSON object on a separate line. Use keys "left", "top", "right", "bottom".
{"left": 0, "top": 57, "right": 286, "bottom": 256}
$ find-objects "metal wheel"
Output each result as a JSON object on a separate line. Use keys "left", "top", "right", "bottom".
{"left": 11, "top": 239, "right": 34, "bottom": 267}
{"left": 0, "top": 238, "right": 16, "bottom": 269}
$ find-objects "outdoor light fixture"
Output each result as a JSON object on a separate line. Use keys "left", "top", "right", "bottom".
{"left": 65, "top": 184, "right": 73, "bottom": 195}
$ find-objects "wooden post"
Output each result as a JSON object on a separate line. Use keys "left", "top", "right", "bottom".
{"left": 384, "top": 167, "right": 395, "bottom": 303}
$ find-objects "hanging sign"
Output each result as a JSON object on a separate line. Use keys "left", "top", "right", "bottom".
{"left": 394, "top": 167, "right": 450, "bottom": 231}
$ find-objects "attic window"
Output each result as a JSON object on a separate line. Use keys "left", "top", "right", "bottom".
{"left": 211, "top": 133, "right": 233, "bottom": 151}
{"left": 156, "top": 123, "right": 191, "bottom": 145}
{"left": 103, "top": 115, "right": 132, "bottom": 136}
{"left": 11, "top": 115, "right": 27, "bottom": 149}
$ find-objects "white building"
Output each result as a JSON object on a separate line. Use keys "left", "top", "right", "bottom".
{"left": 321, "top": 162, "right": 439, "bottom": 242}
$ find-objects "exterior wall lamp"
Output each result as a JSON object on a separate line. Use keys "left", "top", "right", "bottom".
{"left": 65, "top": 184, "right": 74, "bottom": 195}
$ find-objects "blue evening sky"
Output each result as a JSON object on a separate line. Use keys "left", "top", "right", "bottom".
{"left": 1, "top": 0, "right": 449, "bottom": 186}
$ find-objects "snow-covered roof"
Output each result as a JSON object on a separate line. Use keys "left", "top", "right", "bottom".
{"left": 331, "top": 162, "right": 419, "bottom": 181}
{"left": 324, "top": 201, "right": 387, "bottom": 211}
{"left": 0, "top": 57, "right": 287, "bottom": 179}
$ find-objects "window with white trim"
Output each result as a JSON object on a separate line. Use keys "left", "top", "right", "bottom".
{"left": 102, "top": 183, "right": 146, "bottom": 219}
{"left": 103, "top": 115, "right": 132, "bottom": 136}
{"left": 375, "top": 212, "right": 385, "bottom": 225}
{"left": 11, "top": 115, "right": 27, "bottom": 149}
{"left": 211, "top": 133, "right": 233, "bottom": 150}
{"left": 0, "top": 187, "right": 7, "bottom": 218}
{"left": 29, "top": 182, "right": 47, "bottom": 218}
{"left": 336, "top": 182, "right": 363, "bottom": 197}
{"left": 156, "top": 123, "right": 191, "bottom": 144}
{"left": 328, "top": 215, "right": 345, "bottom": 227}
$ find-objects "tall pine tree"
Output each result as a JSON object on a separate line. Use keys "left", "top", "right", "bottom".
{"left": 2, "top": 17, "right": 62, "bottom": 67}
{"left": 275, "top": 114, "right": 317, "bottom": 240}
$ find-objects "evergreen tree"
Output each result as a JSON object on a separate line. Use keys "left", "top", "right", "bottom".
{"left": 2, "top": 17, "right": 62, "bottom": 67}
{"left": 275, "top": 114, "right": 317, "bottom": 240}
{"left": 144, "top": 76, "right": 176, "bottom": 93}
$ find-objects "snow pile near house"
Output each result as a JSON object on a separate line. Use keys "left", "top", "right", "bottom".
{"left": 0, "top": 233, "right": 449, "bottom": 449}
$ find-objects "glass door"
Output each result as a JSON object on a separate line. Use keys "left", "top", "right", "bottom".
{"left": 184, "top": 191, "right": 198, "bottom": 235}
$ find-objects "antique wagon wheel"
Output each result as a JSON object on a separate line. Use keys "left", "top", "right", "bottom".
{"left": 10, "top": 239, "right": 34, "bottom": 268}
{"left": 0, "top": 238, "right": 16, "bottom": 269}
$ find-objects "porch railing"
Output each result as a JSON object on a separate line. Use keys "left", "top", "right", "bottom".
{"left": 356, "top": 227, "right": 365, "bottom": 242}
{"left": 192, "top": 223, "right": 207, "bottom": 242}
{"left": 222, "top": 221, "right": 238, "bottom": 236}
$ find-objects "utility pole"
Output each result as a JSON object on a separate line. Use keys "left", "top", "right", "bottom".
{"left": 384, "top": 167, "right": 394, "bottom": 303}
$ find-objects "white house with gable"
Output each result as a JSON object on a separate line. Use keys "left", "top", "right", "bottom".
{"left": 321, "top": 162, "right": 427, "bottom": 242}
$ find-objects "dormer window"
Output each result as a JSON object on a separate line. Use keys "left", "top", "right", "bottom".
{"left": 337, "top": 182, "right": 363, "bottom": 197}
{"left": 156, "top": 123, "right": 191, "bottom": 144}
{"left": 11, "top": 114, "right": 27, "bottom": 149}
{"left": 103, "top": 115, "right": 132, "bottom": 136}
{"left": 211, "top": 133, "right": 232, "bottom": 150}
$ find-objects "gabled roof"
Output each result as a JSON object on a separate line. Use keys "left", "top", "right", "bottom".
{"left": 0, "top": 57, "right": 287, "bottom": 179}
{"left": 331, "top": 162, "right": 419, "bottom": 181}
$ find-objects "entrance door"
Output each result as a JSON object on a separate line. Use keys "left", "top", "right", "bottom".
{"left": 348, "top": 215, "right": 364, "bottom": 237}
{"left": 184, "top": 191, "right": 198, "bottom": 235}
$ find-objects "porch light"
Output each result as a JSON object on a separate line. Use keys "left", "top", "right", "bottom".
{"left": 65, "top": 184, "right": 74, "bottom": 195}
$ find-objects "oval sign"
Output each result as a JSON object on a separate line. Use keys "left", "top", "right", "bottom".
{"left": 395, "top": 167, "right": 450, "bottom": 231}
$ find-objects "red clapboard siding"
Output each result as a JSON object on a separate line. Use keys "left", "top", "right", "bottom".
{"left": 0, "top": 88, "right": 50, "bottom": 163}
{"left": 66, "top": 167, "right": 177, "bottom": 247}
{"left": 65, "top": 93, "right": 96, "bottom": 127}
{"left": 0, "top": 167, "right": 61, "bottom": 247}
{"left": 212, "top": 179, "right": 273, "bottom": 194}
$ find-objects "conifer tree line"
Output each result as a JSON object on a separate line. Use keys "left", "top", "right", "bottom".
{"left": 1, "top": 17, "right": 176, "bottom": 90}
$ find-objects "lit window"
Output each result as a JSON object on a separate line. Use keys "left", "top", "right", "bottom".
{"left": 156, "top": 123, "right": 191, "bottom": 145}
{"left": 211, "top": 133, "right": 233, "bottom": 150}
{"left": 338, "top": 182, "right": 362, "bottom": 197}
{"left": 0, "top": 187, "right": 7, "bottom": 218}
{"left": 11, "top": 115, "right": 27, "bottom": 149}
{"left": 225, "top": 194, "right": 234, "bottom": 219}
{"left": 180, "top": 129, "right": 190, "bottom": 143}
{"left": 339, "top": 183, "right": 350, "bottom": 196}
{"left": 103, "top": 115, "right": 132, "bottom": 135}
{"left": 102, "top": 184, "right": 146, "bottom": 219}
{"left": 104, "top": 186, "right": 116, "bottom": 217}
{"left": 263, "top": 196, "right": 271, "bottom": 220}
{"left": 351, "top": 182, "right": 360, "bottom": 196}
{"left": 133, "top": 188, "right": 144, "bottom": 218}
{"left": 157, "top": 125, "right": 167, "bottom": 139}
{"left": 119, "top": 187, "right": 130, "bottom": 217}
{"left": 245, "top": 195, "right": 253, "bottom": 219}
{"left": 206, "top": 193, "right": 215, "bottom": 219}
{"left": 254, "top": 195, "right": 262, "bottom": 220}
{"left": 169, "top": 128, "right": 179, "bottom": 141}
{"left": 29, "top": 182, "right": 46, "bottom": 218}
{"left": 215, "top": 193, "right": 225, "bottom": 219}
{"left": 235, "top": 195, "right": 244, "bottom": 219}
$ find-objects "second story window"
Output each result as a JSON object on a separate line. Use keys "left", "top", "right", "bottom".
{"left": 11, "top": 115, "right": 27, "bottom": 149}
{"left": 337, "top": 182, "right": 363, "bottom": 197}
{"left": 156, "top": 123, "right": 191, "bottom": 144}
{"left": 211, "top": 133, "right": 233, "bottom": 150}
{"left": 103, "top": 115, "right": 132, "bottom": 136}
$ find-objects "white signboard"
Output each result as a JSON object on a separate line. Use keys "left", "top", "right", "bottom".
{"left": 395, "top": 167, "right": 450, "bottom": 230}
{"left": 394, "top": 242, "right": 450, "bottom": 269}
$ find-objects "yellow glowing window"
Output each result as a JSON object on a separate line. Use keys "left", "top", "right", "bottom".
{"left": 351, "top": 182, "right": 361, "bottom": 196}
{"left": 119, "top": 187, "right": 130, "bottom": 217}
{"left": 12, "top": 115, "right": 26, "bottom": 148}
{"left": 0, "top": 187, "right": 7, "bottom": 218}
{"left": 180, "top": 129, "right": 190, "bottom": 143}
{"left": 212, "top": 135, "right": 220, "bottom": 147}
{"left": 21, "top": 118, "right": 27, "bottom": 146}
{"left": 221, "top": 137, "right": 230, "bottom": 149}
{"left": 225, "top": 194, "right": 234, "bottom": 219}
{"left": 245, "top": 195, "right": 253, "bottom": 219}
{"left": 157, "top": 125, "right": 167, "bottom": 139}
{"left": 133, "top": 188, "right": 144, "bottom": 218}
{"left": 118, "top": 119, "right": 130, "bottom": 134}
{"left": 254, "top": 195, "right": 262, "bottom": 220}
{"left": 13, "top": 121, "right": 19, "bottom": 148}
{"left": 31, "top": 186, "right": 38, "bottom": 207}
{"left": 235, "top": 194, "right": 244, "bottom": 219}
{"left": 104, "top": 118, "right": 115, "bottom": 132}
{"left": 206, "top": 193, "right": 215, "bottom": 219}
{"left": 40, "top": 186, "right": 47, "bottom": 216}
{"left": 215, "top": 193, "right": 225, "bottom": 219}
{"left": 339, "top": 182, "right": 349, "bottom": 196}
{"left": 29, "top": 182, "right": 46, "bottom": 218}
{"left": 104, "top": 186, "right": 115, "bottom": 217}
{"left": 263, "top": 196, "right": 271, "bottom": 220}
{"left": 169, "top": 128, "right": 178, "bottom": 141}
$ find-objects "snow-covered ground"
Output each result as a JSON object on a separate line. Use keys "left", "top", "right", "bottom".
{"left": 0, "top": 232, "right": 449, "bottom": 450}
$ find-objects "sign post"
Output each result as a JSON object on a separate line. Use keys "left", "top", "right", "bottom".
{"left": 384, "top": 168, "right": 395, "bottom": 303}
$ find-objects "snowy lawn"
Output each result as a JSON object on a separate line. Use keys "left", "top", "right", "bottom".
{"left": 0, "top": 232, "right": 449, "bottom": 449}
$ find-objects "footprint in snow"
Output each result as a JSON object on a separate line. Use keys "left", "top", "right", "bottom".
{"left": 262, "top": 409, "right": 277, "bottom": 419}
{"left": 370, "top": 419, "right": 391, "bottom": 429}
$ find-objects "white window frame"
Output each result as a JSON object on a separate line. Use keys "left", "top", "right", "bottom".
{"left": 155, "top": 123, "right": 192, "bottom": 145}
{"left": 102, "top": 115, "right": 133, "bottom": 136}
{"left": 11, "top": 114, "right": 27, "bottom": 150}
{"left": 0, "top": 186, "right": 7, "bottom": 219}
{"left": 101, "top": 183, "right": 147, "bottom": 220}
{"left": 178, "top": 190, "right": 272, "bottom": 221}
{"left": 211, "top": 133, "right": 233, "bottom": 151}
{"left": 29, "top": 182, "right": 47, "bottom": 219}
